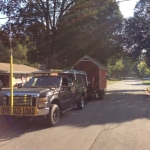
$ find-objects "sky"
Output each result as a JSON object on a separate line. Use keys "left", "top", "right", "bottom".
{"left": 117, "top": 0, "right": 139, "bottom": 18}
{"left": 0, "top": 0, "right": 139, "bottom": 26}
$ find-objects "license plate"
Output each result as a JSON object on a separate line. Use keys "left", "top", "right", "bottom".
{"left": 0, "top": 106, "right": 38, "bottom": 116}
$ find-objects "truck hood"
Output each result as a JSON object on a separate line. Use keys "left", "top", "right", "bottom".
{"left": 3, "top": 88, "right": 54, "bottom": 97}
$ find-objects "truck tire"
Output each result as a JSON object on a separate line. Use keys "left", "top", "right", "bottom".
{"left": 77, "top": 96, "right": 85, "bottom": 110}
{"left": 99, "top": 90, "right": 105, "bottom": 100}
{"left": 46, "top": 104, "right": 60, "bottom": 126}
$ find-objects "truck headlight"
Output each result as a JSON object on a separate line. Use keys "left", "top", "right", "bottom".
{"left": 3, "top": 96, "right": 7, "bottom": 105}
{"left": 38, "top": 97, "right": 48, "bottom": 108}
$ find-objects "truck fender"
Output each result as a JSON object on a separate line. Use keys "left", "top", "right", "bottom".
{"left": 47, "top": 95, "right": 61, "bottom": 111}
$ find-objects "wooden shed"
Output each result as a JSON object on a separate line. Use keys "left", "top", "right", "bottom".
{"left": 72, "top": 55, "right": 107, "bottom": 99}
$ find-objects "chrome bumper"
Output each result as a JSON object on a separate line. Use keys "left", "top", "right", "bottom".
{"left": 37, "top": 107, "right": 49, "bottom": 116}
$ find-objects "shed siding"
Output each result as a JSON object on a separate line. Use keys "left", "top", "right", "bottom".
{"left": 99, "top": 69, "right": 107, "bottom": 89}
{"left": 76, "top": 61, "right": 99, "bottom": 89}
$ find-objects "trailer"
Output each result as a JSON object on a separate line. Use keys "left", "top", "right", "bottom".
{"left": 72, "top": 55, "right": 107, "bottom": 100}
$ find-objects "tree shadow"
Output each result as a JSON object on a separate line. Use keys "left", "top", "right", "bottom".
{"left": 0, "top": 88, "right": 150, "bottom": 143}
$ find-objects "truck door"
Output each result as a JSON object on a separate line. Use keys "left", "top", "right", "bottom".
{"left": 59, "top": 77, "right": 73, "bottom": 110}
{"left": 74, "top": 75, "right": 87, "bottom": 102}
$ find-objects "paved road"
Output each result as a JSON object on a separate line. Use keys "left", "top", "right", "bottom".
{"left": 0, "top": 78, "right": 150, "bottom": 150}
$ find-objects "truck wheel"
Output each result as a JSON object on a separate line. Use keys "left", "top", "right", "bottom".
{"left": 99, "top": 90, "right": 105, "bottom": 100}
{"left": 103, "top": 90, "right": 105, "bottom": 99}
{"left": 46, "top": 104, "right": 60, "bottom": 126}
{"left": 77, "top": 96, "right": 85, "bottom": 110}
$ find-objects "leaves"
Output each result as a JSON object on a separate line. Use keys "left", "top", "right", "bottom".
{"left": 54, "top": 0, "right": 123, "bottom": 68}
{"left": 0, "top": 0, "right": 123, "bottom": 69}
{"left": 121, "top": 0, "right": 150, "bottom": 66}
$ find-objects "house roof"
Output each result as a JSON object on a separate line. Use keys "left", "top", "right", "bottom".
{"left": 74, "top": 55, "right": 107, "bottom": 70}
{"left": 0, "top": 63, "right": 39, "bottom": 74}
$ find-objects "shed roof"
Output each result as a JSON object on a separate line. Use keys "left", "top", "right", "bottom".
{"left": 0, "top": 63, "right": 39, "bottom": 73}
{"left": 74, "top": 55, "right": 107, "bottom": 70}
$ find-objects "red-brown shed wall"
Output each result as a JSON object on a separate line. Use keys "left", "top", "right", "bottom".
{"left": 76, "top": 61, "right": 99, "bottom": 89}
{"left": 100, "top": 69, "right": 107, "bottom": 89}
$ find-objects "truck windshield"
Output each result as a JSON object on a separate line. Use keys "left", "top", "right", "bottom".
{"left": 23, "top": 76, "right": 61, "bottom": 87}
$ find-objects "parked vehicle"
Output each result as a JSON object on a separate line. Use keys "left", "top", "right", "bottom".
{"left": 72, "top": 55, "right": 107, "bottom": 100}
{"left": 143, "top": 76, "right": 150, "bottom": 80}
{"left": 0, "top": 69, "right": 88, "bottom": 126}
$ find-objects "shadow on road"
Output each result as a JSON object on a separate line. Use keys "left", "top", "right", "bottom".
{"left": 0, "top": 88, "right": 150, "bottom": 143}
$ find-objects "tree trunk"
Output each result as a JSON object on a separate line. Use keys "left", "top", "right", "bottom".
{"left": 47, "top": 26, "right": 57, "bottom": 69}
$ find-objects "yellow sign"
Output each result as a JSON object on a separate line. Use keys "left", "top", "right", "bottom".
{"left": 0, "top": 106, "right": 38, "bottom": 116}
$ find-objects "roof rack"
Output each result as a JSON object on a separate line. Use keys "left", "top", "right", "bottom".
{"left": 32, "top": 69, "right": 63, "bottom": 74}
{"left": 62, "top": 69, "right": 86, "bottom": 75}
{"left": 32, "top": 69, "right": 87, "bottom": 76}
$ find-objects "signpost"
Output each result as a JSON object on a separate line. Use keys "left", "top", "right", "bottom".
{"left": 9, "top": 10, "right": 13, "bottom": 115}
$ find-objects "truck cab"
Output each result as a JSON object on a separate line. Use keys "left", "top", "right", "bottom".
{"left": 0, "top": 69, "right": 88, "bottom": 126}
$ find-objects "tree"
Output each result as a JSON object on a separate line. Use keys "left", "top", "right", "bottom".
{"left": 107, "top": 58, "right": 124, "bottom": 78}
{"left": 54, "top": 0, "right": 123, "bottom": 68}
{"left": 0, "top": 0, "right": 75, "bottom": 68}
{"left": 0, "top": 29, "right": 10, "bottom": 62}
{"left": 121, "top": 0, "right": 150, "bottom": 67}
{"left": 0, "top": 40, "right": 10, "bottom": 62}
{"left": 0, "top": 0, "right": 123, "bottom": 69}
{"left": 137, "top": 61, "right": 150, "bottom": 77}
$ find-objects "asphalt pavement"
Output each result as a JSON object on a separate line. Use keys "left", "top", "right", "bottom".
{"left": 0, "top": 78, "right": 150, "bottom": 150}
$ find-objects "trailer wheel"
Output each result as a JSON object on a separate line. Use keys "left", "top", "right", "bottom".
{"left": 99, "top": 90, "right": 105, "bottom": 100}
{"left": 77, "top": 96, "right": 85, "bottom": 110}
{"left": 46, "top": 104, "right": 60, "bottom": 127}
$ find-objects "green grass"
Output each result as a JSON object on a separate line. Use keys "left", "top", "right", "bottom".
{"left": 141, "top": 80, "right": 150, "bottom": 85}
{"left": 141, "top": 80, "right": 150, "bottom": 90}
{"left": 107, "top": 78, "right": 121, "bottom": 85}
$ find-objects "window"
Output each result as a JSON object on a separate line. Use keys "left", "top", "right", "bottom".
{"left": 76, "top": 75, "right": 86, "bottom": 87}
{"left": 62, "top": 78, "right": 68, "bottom": 86}
{"left": 23, "top": 76, "right": 61, "bottom": 87}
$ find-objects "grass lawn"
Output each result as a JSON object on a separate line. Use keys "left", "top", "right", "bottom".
{"left": 142, "top": 80, "right": 150, "bottom": 85}
{"left": 107, "top": 78, "right": 121, "bottom": 85}
{"left": 141, "top": 80, "right": 150, "bottom": 90}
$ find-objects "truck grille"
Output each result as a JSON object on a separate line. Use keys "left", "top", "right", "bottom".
{"left": 7, "top": 96, "right": 37, "bottom": 107}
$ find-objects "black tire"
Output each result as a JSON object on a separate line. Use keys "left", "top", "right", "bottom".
{"left": 99, "top": 90, "right": 105, "bottom": 100}
{"left": 77, "top": 96, "right": 85, "bottom": 110}
{"left": 46, "top": 104, "right": 60, "bottom": 127}
{"left": 103, "top": 90, "right": 105, "bottom": 99}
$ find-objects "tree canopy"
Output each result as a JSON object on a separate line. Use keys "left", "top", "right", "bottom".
{"left": 55, "top": 0, "right": 123, "bottom": 68}
{"left": 0, "top": 0, "right": 123, "bottom": 69}
{"left": 121, "top": 0, "right": 150, "bottom": 67}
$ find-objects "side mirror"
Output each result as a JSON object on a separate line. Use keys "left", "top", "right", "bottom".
{"left": 17, "top": 83, "right": 23, "bottom": 88}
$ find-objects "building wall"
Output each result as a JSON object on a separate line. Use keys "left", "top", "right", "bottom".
{"left": 0, "top": 74, "right": 9, "bottom": 87}
{"left": 0, "top": 73, "right": 32, "bottom": 87}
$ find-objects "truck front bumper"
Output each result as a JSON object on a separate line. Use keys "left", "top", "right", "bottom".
{"left": 38, "top": 107, "right": 49, "bottom": 116}
{"left": 0, "top": 106, "right": 50, "bottom": 116}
